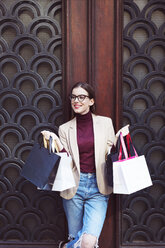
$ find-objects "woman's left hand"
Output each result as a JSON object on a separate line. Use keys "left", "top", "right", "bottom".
{"left": 116, "top": 124, "right": 130, "bottom": 137}
{"left": 113, "top": 125, "right": 130, "bottom": 146}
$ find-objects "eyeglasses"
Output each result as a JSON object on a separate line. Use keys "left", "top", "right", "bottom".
{"left": 70, "top": 94, "right": 89, "bottom": 102}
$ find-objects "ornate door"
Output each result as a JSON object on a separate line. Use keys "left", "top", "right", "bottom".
{"left": 0, "top": 0, "right": 67, "bottom": 247}
{"left": 119, "top": 1, "right": 165, "bottom": 247}
{"left": 0, "top": 0, "right": 164, "bottom": 248}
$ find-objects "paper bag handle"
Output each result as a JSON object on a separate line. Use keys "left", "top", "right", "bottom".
{"left": 119, "top": 132, "right": 138, "bottom": 160}
{"left": 126, "top": 133, "right": 138, "bottom": 157}
{"left": 119, "top": 132, "right": 128, "bottom": 159}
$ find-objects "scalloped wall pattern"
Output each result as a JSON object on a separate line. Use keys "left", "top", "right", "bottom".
{"left": 122, "top": 0, "right": 165, "bottom": 245}
{"left": 0, "top": 0, "right": 66, "bottom": 245}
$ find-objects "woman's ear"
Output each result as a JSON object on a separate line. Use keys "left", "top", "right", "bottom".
{"left": 89, "top": 98, "right": 94, "bottom": 106}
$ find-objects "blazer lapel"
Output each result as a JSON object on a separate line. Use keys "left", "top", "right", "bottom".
{"left": 68, "top": 118, "right": 80, "bottom": 172}
{"left": 92, "top": 114, "right": 100, "bottom": 168}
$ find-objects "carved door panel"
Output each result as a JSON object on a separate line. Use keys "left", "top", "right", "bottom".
{"left": 119, "top": 1, "right": 165, "bottom": 247}
{"left": 0, "top": 0, "right": 67, "bottom": 247}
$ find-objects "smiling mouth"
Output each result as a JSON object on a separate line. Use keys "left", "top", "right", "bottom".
{"left": 74, "top": 105, "right": 81, "bottom": 108}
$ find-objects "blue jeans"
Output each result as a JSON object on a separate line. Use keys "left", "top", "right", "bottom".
{"left": 63, "top": 172, "right": 109, "bottom": 248}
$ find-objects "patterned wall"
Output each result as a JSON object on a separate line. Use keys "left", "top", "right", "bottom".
{"left": 122, "top": 0, "right": 165, "bottom": 246}
{"left": 0, "top": 0, "right": 67, "bottom": 245}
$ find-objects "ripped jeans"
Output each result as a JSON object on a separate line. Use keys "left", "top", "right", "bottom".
{"left": 62, "top": 172, "right": 109, "bottom": 248}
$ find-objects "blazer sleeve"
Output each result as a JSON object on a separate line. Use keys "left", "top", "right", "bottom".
{"left": 106, "top": 118, "right": 116, "bottom": 153}
{"left": 58, "top": 125, "right": 70, "bottom": 154}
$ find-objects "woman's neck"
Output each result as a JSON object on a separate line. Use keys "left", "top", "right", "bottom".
{"left": 76, "top": 111, "right": 92, "bottom": 121}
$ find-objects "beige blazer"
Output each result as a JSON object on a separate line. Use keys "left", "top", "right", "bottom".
{"left": 58, "top": 113, "right": 115, "bottom": 199}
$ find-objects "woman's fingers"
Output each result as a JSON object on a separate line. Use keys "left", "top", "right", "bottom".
{"left": 41, "top": 130, "right": 63, "bottom": 151}
{"left": 41, "top": 130, "right": 51, "bottom": 139}
{"left": 121, "top": 124, "right": 130, "bottom": 136}
{"left": 116, "top": 124, "right": 130, "bottom": 137}
{"left": 41, "top": 130, "right": 58, "bottom": 140}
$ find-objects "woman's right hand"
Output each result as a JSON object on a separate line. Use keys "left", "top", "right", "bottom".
{"left": 41, "top": 130, "right": 57, "bottom": 140}
{"left": 41, "top": 130, "right": 63, "bottom": 152}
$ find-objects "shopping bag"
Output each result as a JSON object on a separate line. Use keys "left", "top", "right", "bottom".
{"left": 106, "top": 133, "right": 135, "bottom": 187}
{"left": 21, "top": 137, "right": 61, "bottom": 188}
{"left": 113, "top": 133, "right": 152, "bottom": 194}
{"left": 52, "top": 152, "right": 76, "bottom": 191}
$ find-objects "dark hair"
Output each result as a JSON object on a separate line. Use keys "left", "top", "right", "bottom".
{"left": 70, "top": 82, "right": 96, "bottom": 113}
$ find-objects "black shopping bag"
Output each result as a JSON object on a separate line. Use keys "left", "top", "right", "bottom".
{"left": 106, "top": 143, "right": 120, "bottom": 187}
{"left": 21, "top": 140, "right": 61, "bottom": 188}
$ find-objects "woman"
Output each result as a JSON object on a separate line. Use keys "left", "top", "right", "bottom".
{"left": 42, "top": 82, "right": 129, "bottom": 248}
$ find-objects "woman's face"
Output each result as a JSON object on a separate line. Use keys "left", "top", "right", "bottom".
{"left": 71, "top": 87, "right": 94, "bottom": 115}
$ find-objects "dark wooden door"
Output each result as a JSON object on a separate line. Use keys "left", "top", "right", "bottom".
{"left": 62, "top": 1, "right": 123, "bottom": 248}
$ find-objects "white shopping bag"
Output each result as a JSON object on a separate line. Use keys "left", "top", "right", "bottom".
{"left": 52, "top": 152, "right": 76, "bottom": 191}
{"left": 113, "top": 133, "right": 152, "bottom": 194}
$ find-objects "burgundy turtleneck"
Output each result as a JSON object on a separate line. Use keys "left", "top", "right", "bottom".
{"left": 76, "top": 111, "right": 96, "bottom": 173}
